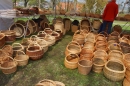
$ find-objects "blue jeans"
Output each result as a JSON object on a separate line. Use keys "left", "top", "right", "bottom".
{"left": 98, "top": 21, "right": 113, "bottom": 34}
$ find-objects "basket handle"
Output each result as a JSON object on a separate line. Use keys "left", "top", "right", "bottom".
{"left": 44, "top": 28, "right": 52, "bottom": 31}
{"left": 30, "top": 35, "right": 38, "bottom": 41}
{"left": 55, "top": 29, "right": 63, "bottom": 33}
{"left": 12, "top": 43, "right": 23, "bottom": 48}
{"left": 28, "top": 42, "right": 42, "bottom": 50}
{"left": 15, "top": 51, "right": 25, "bottom": 56}
{"left": 37, "top": 31, "right": 46, "bottom": 35}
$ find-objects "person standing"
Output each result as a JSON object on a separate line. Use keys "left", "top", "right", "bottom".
{"left": 0, "top": 0, "right": 14, "bottom": 30}
{"left": 98, "top": 0, "right": 118, "bottom": 34}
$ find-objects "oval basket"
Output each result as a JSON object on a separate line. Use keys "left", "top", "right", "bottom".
{"left": 103, "top": 60, "right": 126, "bottom": 81}
{"left": 1, "top": 30, "right": 16, "bottom": 43}
{"left": 78, "top": 59, "right": 93, "bottom": 75}
{"left": 26, "top": 42, "right": 44, "bottom": 60}
{"left": 14, "top": 51, "right": 29, "bottom": 66}
{"left": 2, "top": 45, "right": 13, "bottom": 57}
{"left": 64, "top": 54, "right": 79, "bottom": 69}
{"left": 0, "top": 33, "right": 5, "bottom": 48}
{"left": 0, "top": 57, "right": 17, "bottom": 74}
{"left": 35, "top": 79, "right": 56, "bottom": 86}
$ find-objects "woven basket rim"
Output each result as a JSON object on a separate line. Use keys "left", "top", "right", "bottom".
{"left": 105, "top": 60, "right": 126, "bottom": 73}
{"left": 65, "top": 54, "right": 79, "bottom": 64}
{"left": 78, "top": 59, "right": 93, "bottom": 67}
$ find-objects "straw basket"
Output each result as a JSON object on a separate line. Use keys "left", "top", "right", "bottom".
{"left": 120, "top": 42, "right": 130, "bottom": 54}
{"left": 0, "top": 33, "right": 5, "bottom": 48}
{"left": 123, "top": 78, "right": 130, "bottom": 86}
{"left": 85, "top": 32, "right": 96, "bottom": 43}
{"left": 108, "top": 50, "right": 124, "bottom": 62}
{"left": 0, "top": 57, "right": 17, "bottom": 74}
{"left": 21, "top": 38, "right": 32, "bottom": 49}
{"left": 119, "top": 36, "right": 129, "bottom": 44}
{"left": 108, "top": 43, "right": 121, "bottom": 52}
{"left": 1, "top": 30, "right": 16, "bottom": 43}
{"left": 54, "top": 21, "right": 64, "bottom": 35}
{"left": 44, "top": 34, "right": 56, "bottom": 46}
{"left": 65, "top": 41, "right": 81, "bottom": 56}
{"left": 103, "top": 60, "right": 126, "bottom": 81}
{"left": 80, "top": 19, "right": 90, "bottom": 31}
{"left": 110, "top": 31, "right": 119, "bottom": 36}
{"left": 26, "top": 43, "right": 44, "bottom": 60}
{"left": 78, "top": 59, "right": 92, "bottom": 75}
{"left": 12, "top": 43, "right": 24, "bottom": 57}
{"left": 26, "top": 20, "right": 37, "bottom": 34}
{"left": 73, "top": 30, "right": 85, "bottom": 45}
{"left": 96, "top": 34, "right": 106, "bottom": 42}
{"left": 0, "top": 50, "right": 9, "bottom": 64}
{"left": 14, "top": 51, "right": 29, "bottom": 66}
{"left": 107, "top": 35, "right": 119, "bottom": 42}
{"left": 37, "top": 39, "right": 48, "bottom": 53}
{"left": 44, "top": 28, "right": 53, "bottom": 35}
{"left": 55, "top": 81, "right": 65, "bottom": 86}
{"left": 55, "top": 29, "right": 63, "bottom": 39}
{"left": 80, "top": 48, "right": 93, "bottom": 58}
{"left": 2, "top": 45, "right": 13, "bottom": 57}
{"left": 35, "top": 79, "right": 56, "bottom": 86}
{"left": 92, "top": 19, "right": 102, "bottom": 32}
{"left": 63, "top": 18, "right": 71, "bottom": 32}
{"left": 64, "top": 54, "right": 79, "bottom": 69}
{"left": 92, "top": 57, "right": 106, "bottom": 73}
{"left": 83, "top": 41, "right": 95, "bottom": 51}
{"left": 30, "top": 35, "right": 39, "bottom": 42}
{"left": 94, "top": 50, "right": 108, "bottom": 58}
{"left": 95, "top": 41, "right": 108, "bottom": 51}
{"left": 37, "top": 31, "right": 46, "bottom": 39}
{"left": 123, "top": 53, "right": 130, "bottom": 70}
{"left": 51, "top": 31, "right": 60, "bottom": 41}
{"left": 9, "top": 23, "right": 25, "bottom": 38}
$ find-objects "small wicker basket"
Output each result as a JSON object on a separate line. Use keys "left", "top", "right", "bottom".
{"left": 2, "top": 45, "right": 13, "bottom": 57}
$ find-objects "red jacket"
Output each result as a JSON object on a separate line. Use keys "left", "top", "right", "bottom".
{"left": 102, "top": 1, "right": 118, "bottom": 21}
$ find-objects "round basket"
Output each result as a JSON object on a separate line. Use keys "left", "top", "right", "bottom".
{"left": 92, "top": 57, "right": 106, "bottom": 73}
{"left": 119, "top": 36, "right": 129, "bottom": 44}
{"left": 26, "top": 20, "right": 37, "bottom": 34}
{"left": 95, "top": 41, "right": 108, "bottom": 51}
{"left": 80, "top": 19, "right": 90, "bottom": 31}
{"left": 55, "top": 29, "right": 63, "bottom": 39}
{"left": 0, "top": 33, "right": 5, "bottom": 48}
{"left": 30, "top": 35, "right": 39, "bottom": 42}
{"left": 21, "top": 38, "right": 32, "bottom": 49}
{"left": 44, "top": 34, "right": 56, "bottom": 46}
{"left": 12, "top": 43, "right": 24, "bottom": 57}
{"left": 123, "top": 53, "right": 130, "bottom": 70}
{"left": 113, "top": 25, "right": 122, "bottom": 34}
{"left": 2, "top": 45, "right": 13, "bottom": 57}
{"left": 44, "top": 28, "right": 53, "bottom": 35}
{"left": 36, "top": 79, "right": 56, "bottom": 86}
{"left": 54, "top": 21, "right": 64, "bottom": 34}
{"left": 64, "top": 53, "right": 79, "bottom": 69}
{"left": 9, "top": 23, "right": 25, "bottom": 38}
{"left": 55, "top": 81, "right": 65, "bottom": 86}
{"left": 96, "top": 34, "right": 106, "bottom": 42}
{"left": 78, "top": 59, "right": 92, "bottom": 75}
{"left": 85, "top": 32, "right": 96, "bottom": 43}
{"left": 0, "top": 57, "right": 17, "bottom": 74}
{"left": 80, "top": 48, "right": 93, "bottom": 58}
{"left": 108, "top": 50, "right": 123, "bottom": 62}
{"left": 83, "top": 41, "right": 95, "bottom": 51}
{"left": 65, "top": 41, "right": 81, "bottom": 56}
{"left": 40, "top": 21, "right": 50, "bottom": 30}
{"left": 73, "top": 30, "right": 85, "bottom": 45}
{"left": 108, "top": 43, "right": 121, "bottom": 52}
{"left": 94, "top": 50, "right": 108, "bottom": 58}
{"left": 63, "top": 18, "right": 71, "bottom": 32}
{"left": 107, "top": 35, "right": 119, "bottom": 42}
{"left": 37, "top": 39, "right": 48, "bottom": 53}
{"left": 37, "top": 31, "right": 46, "bottom": 39}
{"left": 1, "top": 30, "right": 16, "bottom": 43}
{"left": 92, "top": 19, "right": 102, "bottom": 30}
{"left": 103, "top": 60, "right": 126, "bottom": 81}
{"left": 0, "top": 50, "right": 9, "bottom": 64}
{"left": 110, "top": 31, "right": 119, "bottom": 36}
{"left": 14, "top": 51, "right": 29, "bottom": 66}
{"left": 51, "top": 31, "right": 60, "bottom": 41}
{"left": 120, "top": 42, "right": 130, "bottom": 54}
{"left": 26, "top": 42, "right": 44, "bottom": 60}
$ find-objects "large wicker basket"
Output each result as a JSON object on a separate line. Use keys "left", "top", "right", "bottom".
{"left": 103, "top": 60, "right": 126, "bottom": 81}
{"left": 0, "top": 57, "right": 17, "bottom": 74}
{"left": 26, "top": 42, "right": 44, "bottom": 60}
{"left": 14, "top": 51, "right": 29, "bottom": 66}
{"left": 64, "top": 54, "right": 79, "bottom": 69}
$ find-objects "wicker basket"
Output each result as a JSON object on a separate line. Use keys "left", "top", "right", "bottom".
{"left": 55, "top": 29, "right": 63, "bottom": 39}
{"left": 96, "top": 34, "right": 106, "bottom": 42}
{"left": 110, "top": 31, "right": 119, "bottom": 36}
{"left": 78, "top": 59, "right": 92, "bottom": 75}
{"left": 123, "top": 78, "right": 130, "bottom": 86}
{"left": 83, "top": 41, "right": 95, "bottom": 51}
{"left": 51, "top": 31, "right": 60, "bottom": 41}
{"left": 0, "top": 33, "right": 5, "bottom": 48}
{"left": 85, "top": 32, "right": 96, "bottom": 43}
{"left": 44, "top": 28, "right": 53, "bottom": 35}
{"left": 92, "top": 57, "right": 106, "bottom": 73}
{"left": 54, "top": 21, "right": 64, "bottom": 35}
{"left": 26, "top": 20, "right": 37, "bottom": 34}
{"left": 95, "top": 41, "right": 108, "bottom": 51}
{"left": 123, "top": 53, "right": 130, "bottom": 70}
{"left": 80, "top": 48, "right": 93, "bottom": 58}
{"left": 107, "top": 35, "right": 119, "bottom": 42}
{"left": 26, "top": 42, "right": 44, "bottom": 60}
{"left": 80, "top": 19, "right": 90, "bottom": 31}
{"left": 108, "top": 50, "right": 124, "bottom": 62}
{"left": 73, "top": 30, "right": 85, "bottom": 45}
{"left": 37, "top": 39, "right": 48, "bottom": 53}
{"left": 14, "top": 51, "right": 29, "bottom": 66}
{"left": 12, "top": 43, "right": 24, "bottom": 57}
{"left": 21, "top": 38, "right": 32, "bottom": 49}
{"left": 108, "top": 43, "right": 121, "bottom": 52}
{"left": 30, "top": 35, "right": 39, "bottom": 42}
{"left": 65, "top": 41, "right": 81, "bottom": 56}
{"left": 44, "top": 34, "right": 56, "bottom": 46}
{"left": 2, "top": 45, "right": 13, "bottom": 57}
{"left": 103, "top": 60, "right": 126, "bottom": 81}
{"left": 119, "top": 36, "right": 129, "bottom": 44}
{"left": 1, "top": 30, "right": 16, "bottom": 43}
{"left": 0, "top": 57, "right": 17, "bottom": 74}
{"left": 94, "top": 50, "right": 108, "bottom": 58}
{"left": 120, "top": 42, "right": 130, "bottom": 54}
{"left": 40, "top": 21, "right": 50, "bottom": 30}
{"left": 55, "top": 81, "right": 65, "bottom": 86}
{"left": 64, "top": 54, "right": 79, "bottom": 69}
{"left": 35, "top": 79, "right": 56, "bottom": 86}
{"left": 112, "top": 25, "right": 122, "bottom": 34}
{"left": 63, "top": 18, "right": 71, "bottom": 32}
{"left": 37, "top": 31, "right": 46, "bottom": 39}
{"left": 92, "top": 19, "right": 102, "bottom": 32}
{"left": 0, "top": 50, "right": 9, "bottom": 64}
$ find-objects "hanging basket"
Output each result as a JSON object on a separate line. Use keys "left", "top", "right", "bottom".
{"left": 14, "top": 51, "right": 29, "bottom": 66}
{"left": 0, "top": 57, "right": 17, "bottom": 74}
{"left": 64, "top": 54, "right": 79, "bottom": 69}
{"left": 78, "top": 59, "right": 93, "bottom": 75}
{"left": 26, "top": 42, "right": 44, "bottom": 60}
{"left": 103, "top": 60, "right": 126, "bottom": 81}
{"left": 0, "top": 33, "right": 5, "bottom": 48}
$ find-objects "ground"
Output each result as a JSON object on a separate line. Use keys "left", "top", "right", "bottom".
{"left": 0, "top": 31, "right": 123, "bottom": 86}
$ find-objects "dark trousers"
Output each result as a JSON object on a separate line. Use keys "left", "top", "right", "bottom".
{"left": 98, "top": 21, "right": 113, "bottom": 34}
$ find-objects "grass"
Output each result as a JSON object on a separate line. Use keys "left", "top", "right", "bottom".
{"left": 0, "top": 31, "right": 124, "bottom": 86}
